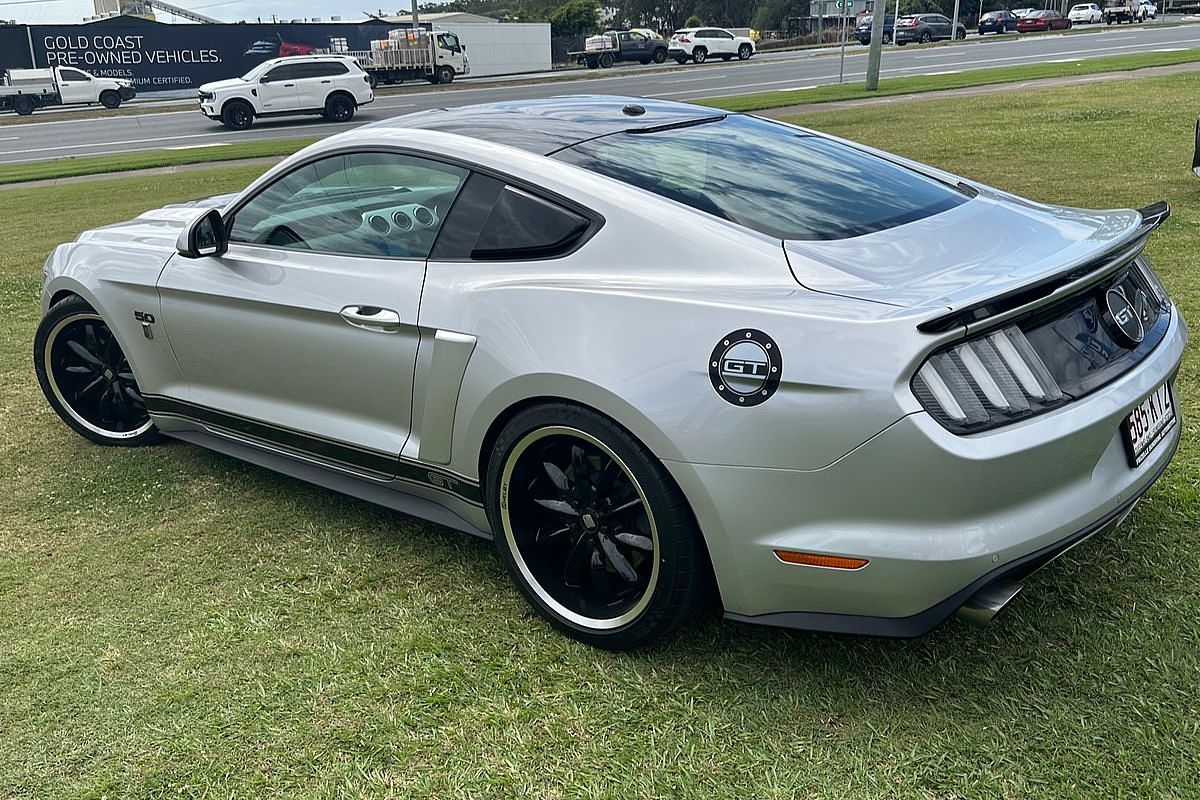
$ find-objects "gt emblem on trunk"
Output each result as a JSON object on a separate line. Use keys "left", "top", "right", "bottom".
{"left": 1105, "top": 287, "right": 1144, "bottom": 345}
{"left": 709, "top": 329, "right": 783, "bottom": 406}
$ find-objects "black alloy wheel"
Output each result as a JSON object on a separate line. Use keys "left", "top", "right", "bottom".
{"left": 34, "top": 297, "right": 159, "bottom": 447}
{"left": 487, "top": 404, "right": 709, "bottom": 650}
{"left": 221, "top": 101, "right": 253, "bottom": 130}
{"left": 324, "top": 94, "right": 355, "bottom": 122}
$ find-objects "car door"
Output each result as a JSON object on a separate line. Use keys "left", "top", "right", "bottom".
{"left": 55, "top": 68, "right": 94, "bottom": 104}
{"left": 156, "top": 151, "right": 470, "bottom": 477}
{"left": 255, "top": 63, "right": 300, "bottom": 112}
{"left": 929, "top": 15, "right": 952, "bottom": 39}
{"left": 297, "top": 61, "right": 346, "bottom": 110}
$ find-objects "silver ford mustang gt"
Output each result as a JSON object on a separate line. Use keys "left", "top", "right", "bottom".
{"left": 35, "top": 96, "right": 1186, "bottom": 649}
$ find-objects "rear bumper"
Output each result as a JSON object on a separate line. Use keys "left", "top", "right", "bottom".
{"left": 666, "top": 307, "right": 1187, "bottom": 635}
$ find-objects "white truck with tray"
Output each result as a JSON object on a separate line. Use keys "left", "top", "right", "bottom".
{"left": 0, "top": 66, "right": 135, "bottom": 116}
{"left": 348, "top": 28, "right": 469, "bottom": 87}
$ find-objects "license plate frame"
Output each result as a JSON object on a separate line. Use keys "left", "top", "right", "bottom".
{"left": 1121, "top": 381, "right": 1176, "bottom": 468}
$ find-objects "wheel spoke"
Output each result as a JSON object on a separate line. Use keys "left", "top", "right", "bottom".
{"left": 543, "top": 461, "right": 569, "bottom": 492}
{"left": 613, "top": 531, "right": 654, "bottom": 552}
{"left": 571, "top": 446, "right": 594, "bottom": 504}
{"left": 533, "top": 498, "right": 578, "bottom": 516}
{"left": 595, "top": 459, "right": 620, "bottom": 495}
{"left": 608, "top": 497, "right": 644, "bottom": 516}
{"left": 66, "top": 339, "right": 103, "bottom": 368}
{"left": 75, "top": 375, "right": 105, "bottom": 400}
{"left": 64, "top": 365, "right": 93, "bottom": 375}
{"left": 563, "top": 534, "right": 593, "bottom": 587}
{"left": 123, "top": 384, "right": 145, "bottom": 405}
{"left": 598, "top": 533, "right": 638, "bottom": 583}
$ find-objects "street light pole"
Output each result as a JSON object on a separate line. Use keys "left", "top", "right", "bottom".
{"left": 865, "top": 0, "right": 887, "bottom": 90}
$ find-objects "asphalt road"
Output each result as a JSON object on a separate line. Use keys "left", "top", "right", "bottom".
{"left": 3, "top": 21, "right": 1198, "bottom": 165}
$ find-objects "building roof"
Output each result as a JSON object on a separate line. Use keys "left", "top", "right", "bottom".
{"left": 368, "top": 95, "right": 727, "bottom": 156}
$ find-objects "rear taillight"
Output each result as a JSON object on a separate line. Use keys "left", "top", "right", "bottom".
{"left": 680, "top": 36, "right": 690, "bottom": 42}
{"left": 913, "top": 325, "right": 1066, "bottom": 433}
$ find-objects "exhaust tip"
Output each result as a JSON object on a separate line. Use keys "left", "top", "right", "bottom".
{"left": 955, "top": 578, "right": 1023, "bottom": 627}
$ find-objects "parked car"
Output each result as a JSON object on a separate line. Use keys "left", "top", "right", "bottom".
{"left": 1017, "top": 9, "right": 1073, "bottom": 30}
{"left": 1068, "top": 3, "right": 1104, "bottom": 22}
{"left": 855, "top": 14, "right": 897, "bottom": 44}
{"left": 894, "top": 14, "right": 968, "bottom": 45}
{"left": 1140, "top": 0, "right": 1158, "bottom": 18}
{"left": 978, "top": 9, "right": 1021, "bottom": 33}
{"left": 33, "top": 96, "right": 1186, "bottom": 649}
{"left": 668, "top": 27, "right": 756, "bottom": 63}
{"left": 198, "top": 54, "right": 373, "bottom": 131}
{"left": 568, "top": 29, "right": 670, "bottom": 69}
{"left": 1, "top": 66, "right": 134, "bottom": 116}
{"left": 1103, "top": 0, "right": 1153, "bottom": 22}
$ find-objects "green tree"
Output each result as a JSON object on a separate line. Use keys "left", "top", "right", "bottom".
{"left": 684, "top": 13, "right": 705, "bottom": 25}
{"left": 549, "top": 0, "right": 600, "bottom": 36}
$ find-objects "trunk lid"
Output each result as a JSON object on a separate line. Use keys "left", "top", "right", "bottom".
{"left": 783, "top": 192, "right": 1143, "bottom": 313}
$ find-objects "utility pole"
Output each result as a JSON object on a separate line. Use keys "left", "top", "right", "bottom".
{"left": 865, "top": 0, "right": 887, "bottom": 90}
{"left": 951, "top": 0, "right": 961, "bottom": 39}
{"left": 411, "top": 0, "right": 419, "bottom": 30}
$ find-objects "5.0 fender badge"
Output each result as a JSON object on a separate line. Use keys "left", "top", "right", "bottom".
{"left": 709, "top": 329, "right": 782, "bottom": 406}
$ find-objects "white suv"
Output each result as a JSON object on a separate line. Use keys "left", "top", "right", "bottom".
{"left": 668, "top": 28, "right": 756, "bottom": 64}
{"left": 198, "top": 55, "right": 373, "bottom": 130}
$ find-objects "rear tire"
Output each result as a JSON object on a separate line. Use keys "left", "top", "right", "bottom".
{"left": 99, "top": 91, "right": 121, "bottom": 109}
{"left": 920, "top": 31, "right": 932, "bottom": 43}
{"left": 692, "top": 46, "right": 708, "bottom": 64}
{"left": 486, "top": 403, "right": 710, "bottom": 651}
{"left": 598, "top": 52, "right": 614, "bottom": 68}
{"left": 33, "top": 297, "right": 161, "bottom": 448}
{"left": 220, "top": 100, "right": 253, "bottom": 130}
{"left": 13, "top": 96, "right": 34, "bottom": 116}
{"left": 323, "top": 93, "right": 355, "bottom": 123}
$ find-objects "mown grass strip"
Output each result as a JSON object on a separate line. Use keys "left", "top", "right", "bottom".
{"left": 0, "top": 137, "right": 318, "bottom": 186}
{"left": 700, "top": 47, "right": 1200, "bottom": 111}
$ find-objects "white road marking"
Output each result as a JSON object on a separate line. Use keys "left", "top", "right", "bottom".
{"left": 164, "top": 143, "right": 230, "bottom": 150}
{"left": 922, "top": 70, "right": 963, "bottom": 75}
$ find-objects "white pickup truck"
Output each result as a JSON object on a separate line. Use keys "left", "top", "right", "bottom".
{"left": 0, "top": 66, "right": 136, "bottom": 116}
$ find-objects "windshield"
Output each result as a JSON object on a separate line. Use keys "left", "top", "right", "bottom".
{"left": 240, "top": 60, "right": 276, "bottom": 81}
{"left": 554, "top": 115, "right": 967, "bottom": 241}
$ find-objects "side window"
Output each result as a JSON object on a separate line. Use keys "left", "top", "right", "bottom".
{"left": 300, "top": 62, "right": 347, "bottom": 78}
{"left": 262, "top": 64, "right": 296, "bottom": 83}
{"left": 472, "top": 186, "right": 590, "bottom": 260}
{"left": 59, "top": 69, "right": 89, "bottom": 81}
{"left": 717, "top": 30, "right": 734, "bottom": 39}
{"left": 228, "top": 152, "right": 468, "bottom": 259}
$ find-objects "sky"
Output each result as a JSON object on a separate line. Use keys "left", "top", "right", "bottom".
{"left": 0, "top": 0, "right": 430, "bottom": 24}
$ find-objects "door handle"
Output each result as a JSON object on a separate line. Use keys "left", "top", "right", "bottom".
{"left": 321, "top": 79, "right": 331, "bottom": 83}
{"left": 340, "top": 305, "right": 401, "bottom": 332}
{"left": 283, "top": 83, "right": 295, "bottom": 87}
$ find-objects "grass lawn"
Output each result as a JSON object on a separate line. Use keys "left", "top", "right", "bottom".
{"left": 701, "top": 48, "right": 1200, "bottom": 111}
{"left": 1, "top": 73, "right": 1198, "bottom": 798}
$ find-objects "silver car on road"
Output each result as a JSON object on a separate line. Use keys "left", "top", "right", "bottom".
{"left": 35, "top": 97, "right": 1186, "bottom": 649}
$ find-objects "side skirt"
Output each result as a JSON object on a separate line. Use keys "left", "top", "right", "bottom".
{"left": 167, "top": 427, "right": 493, "bottom": 540}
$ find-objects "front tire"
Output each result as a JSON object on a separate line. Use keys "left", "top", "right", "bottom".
{"left": 486, "top": 404, "right": 709, "bottom": 650}
{"left": 435, "top": 64, "right": 455, "bottom": 84}
{"left": 323, "top": 93, "right": 356, "bottom": 122}
{"left": 652, "top": 47, "right": 667, "bottom": 63}
{"left": 220, "top": 100, "right": 253, "bottom": 130}
{"left": 738, "top": 44, "right": 753, "bottom": 59}
{"left": 99, "top": 91, "right": 121, "bottom": 109}
{"left": 33, "top": 297, "right": 160, "bottom": 447}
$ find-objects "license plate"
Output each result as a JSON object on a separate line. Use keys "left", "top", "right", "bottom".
{"left": 1121, "top": 382, "right": 1176, "bottom": 467}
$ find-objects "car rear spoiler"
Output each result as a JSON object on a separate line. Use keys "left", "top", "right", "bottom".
{"left": 918, "top": 201, "right": 1170, "bottom": 333}
{"left": 1193, "top": 116, "right": 1200, "bottom": 178}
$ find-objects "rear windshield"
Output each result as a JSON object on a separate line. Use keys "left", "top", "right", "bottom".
{"left": 553, "top": 114, "right": 967, "bottom": 241}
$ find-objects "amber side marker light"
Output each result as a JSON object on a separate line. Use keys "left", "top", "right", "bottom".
{"left": 772, "top": 550, "right": 869, "bottom": 570}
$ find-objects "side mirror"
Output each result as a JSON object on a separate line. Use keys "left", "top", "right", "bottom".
{"left": 177, "top": 208, "right": 228, "bottom": 258}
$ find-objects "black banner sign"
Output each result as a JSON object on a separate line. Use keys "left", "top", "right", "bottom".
{"left": 9, "top": 17, "right": 418, "bottom": 91}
